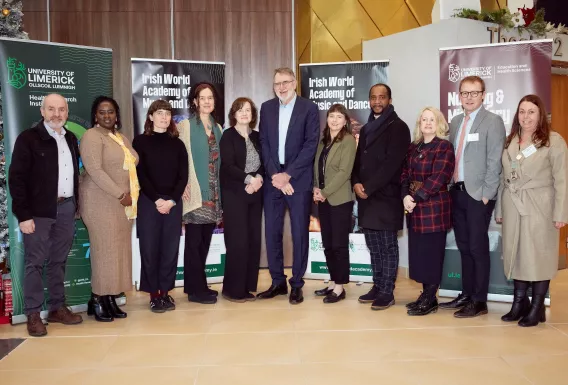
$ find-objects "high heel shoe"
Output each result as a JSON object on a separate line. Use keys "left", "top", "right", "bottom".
{"left": 87, "top": 293, "right": 113, "bottom": 322}
{"left": 501, "top": 289, "right": 530, "bottom": 322}
{"left": 107, "top": 295, "right": 127, "bottom": 318}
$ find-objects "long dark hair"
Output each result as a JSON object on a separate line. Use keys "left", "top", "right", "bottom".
{"left": 143, "top": 99, "right": 179, "bottom": 137}
{"left": 322, "top": 104, "right": 352, "bottom": 146}
{"left": 91, "top": 95, "right": 121, "bottom": 129}
{"left": 189, "top": 82, "right": 220, "bottom": 124}
{"left": 506, "top": 94, "right": 550, "bottom": 149}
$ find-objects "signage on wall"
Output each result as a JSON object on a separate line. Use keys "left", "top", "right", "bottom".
{"left": 487, "top": 26, "right": 565, "bottom": 61}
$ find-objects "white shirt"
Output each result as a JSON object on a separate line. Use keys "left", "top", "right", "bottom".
{"left": 44, "top": 123, "right": 74, "bottom": 198}
{"left": 278, "top": 94, "right": 297, "bottom": 165}
{"left": 454, "top": 106, "right": 482, "bottom": 182}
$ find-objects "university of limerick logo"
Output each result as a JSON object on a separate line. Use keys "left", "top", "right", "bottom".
{"left": 7, "top": 57, "right": 26, "bottom": 89}
{"left": 448, "top": 63, "right": 461, "bottom": 83}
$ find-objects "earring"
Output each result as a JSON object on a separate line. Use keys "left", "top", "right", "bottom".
{"left": 114, "top": 123, "right": 118, "bottom": 129}
{"left": 95, "top": 122, "right": 100, "bottom": 127}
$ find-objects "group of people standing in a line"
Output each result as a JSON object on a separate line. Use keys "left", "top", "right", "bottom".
{"left": 9, "top": 67, "right": 567, "bottom": 338}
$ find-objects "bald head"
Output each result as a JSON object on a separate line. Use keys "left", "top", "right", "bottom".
{"left": 41, "top": 93, "right": 68, "bottom": 132}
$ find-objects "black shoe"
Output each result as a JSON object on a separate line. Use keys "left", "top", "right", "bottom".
{"left": 289, "top": 287, "right": 304, "bottom": 304}
{"left": 207, "top": 287, "right": 219, "bottom": 297}
{"left": 406, "top": 291, "right": 428, "bottom": 310}
{"left": 439, "top": 293, "right": 472, "bottom": 310}
{"left": 501, "top": 290, "right": 530, "bottom": 322}
{"left": 371, "top": 294, "right": 395, "bottom": 310}
{"left": 188, "top": 293, "right": 217, "bottom": 304}
{"left": 454, "top": 301, "right": 488, "bottom": 318}
{"left": 106, "top": 295, "right": 127, "bottom": 319}
{"left": 408, "top": 297, "right": 438, "bottom": 316}
{"left": 245, "top": 292, "right": 256, "bottom": 302}
{"left": 257, "top": 283, "right": 288, "bottom": 299}
{"left": 315, "top": 287, "right": 333, "bottom": 297}
{"left": 358, "top": 285, "right": 379, "bottom": 303}
{"left": 87, "top": 293, "right": 114, "bottom": 322}
{"left": 518, "top": 294, "right": 546, "bottom": 327}
{"left": 150, "top": 297, "right": 166, "bottom": 313}
{"left": 323, "top": 290, "right": 346, "bottom": 304}
{"left": 161, "top": 295, "right": 176, "bottom": 311}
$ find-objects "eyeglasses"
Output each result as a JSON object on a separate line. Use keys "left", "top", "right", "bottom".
{"left": 273, "top": 80, "right": 294, "bottom": 88}
{"left": 459, "top": 91, "right": 483, "bottom": 98}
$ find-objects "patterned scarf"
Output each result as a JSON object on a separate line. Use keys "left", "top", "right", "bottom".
{"left": 108, "top": 132, "right": 139, "bottom": 219}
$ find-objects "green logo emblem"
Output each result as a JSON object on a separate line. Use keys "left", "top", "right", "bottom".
{"left": 7, "top": 57, "right": 26, "bottom": 89}
{"left": 310, "top": 238, "right": 321, "bottom": 252}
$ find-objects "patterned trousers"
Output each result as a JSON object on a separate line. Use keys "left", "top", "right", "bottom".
{"left": 361, "top": 228, "right": 399, "bottom": 296}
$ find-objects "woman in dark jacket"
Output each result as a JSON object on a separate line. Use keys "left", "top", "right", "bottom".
{"left": 219, "top": 97, "right": 264, "bottom": 302}
{"left": 401, "top": 107, "right": 455, "bottom": 316}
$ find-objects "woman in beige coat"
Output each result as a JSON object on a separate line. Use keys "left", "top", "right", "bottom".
{"left": 80, "top": 96, "right": 139, "bottom": 322}
{"left": 496, "top": 94, "right": 568, "bottom": 327}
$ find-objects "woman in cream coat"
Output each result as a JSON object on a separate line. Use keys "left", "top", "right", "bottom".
{"left": 496, "top": 94, "right": 568, "bottom": 327}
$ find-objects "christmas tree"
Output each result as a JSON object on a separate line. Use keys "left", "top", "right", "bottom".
{"left": 0, "top": 1, "right": 28, "bottom": 271}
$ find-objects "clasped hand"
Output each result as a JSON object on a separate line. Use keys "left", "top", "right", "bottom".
{"left": 246, "top": 176, "right": 263, "bottom": 195}
{"left": 403, "top": 195, "right": 416, "bottom": 213}
{"left": 155, "top": 198, "right": 174, "bottom": 214}
{"left": 313, "top": 188, "right": 326, "bottom": 203}
{"left": 272, "top": 172, "right": 294, "bottom": 195}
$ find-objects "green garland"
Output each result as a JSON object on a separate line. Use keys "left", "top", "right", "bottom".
{"left": 452, "top": 8, "right": 548, "bottom": 37}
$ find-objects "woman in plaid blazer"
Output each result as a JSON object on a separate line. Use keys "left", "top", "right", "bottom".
{"left": 401, "top": 107, "right": 455, "bottom": 316}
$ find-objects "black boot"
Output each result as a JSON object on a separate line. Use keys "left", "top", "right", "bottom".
{"left": 501, "top": 280, "right": 530, "bottom": 322}
{"left": 518, "top": 294, "right": 546, "bottom": 327}
{"left": 407, "top": 284, "right": 439, "bottom": 316}
{"left": 106, "top": 295, "right": 127, "bottom": 319}
{"left": 406, "top": 284, "right": 428, "bottom": 310}
{"left": 87, "top": 293, "right": 114, "bottom": 322}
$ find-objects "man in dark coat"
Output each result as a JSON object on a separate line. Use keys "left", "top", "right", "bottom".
{"left": 352, "top": 84, "right": 411, "bottom": 310}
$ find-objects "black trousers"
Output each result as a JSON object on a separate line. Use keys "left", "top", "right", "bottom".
{"left": 451, "top": 189, "right": 495, "bottom": 302}
{"left": 184, "top": 222, "right": 216, "bottom": 296}
{"left": 408, "top": 228, "right": 447, "bottom": 285}
{"left": 138, "top": 193, "right": 182, "bottom": 293}
{"left": 23, "top": 199, "right": 76, "bottom": 314}
{"left": 221, "top": 188, "right": 262, "bottom": 298}
{"left": 319, "top": 200, "right": 352, "bottom": 284}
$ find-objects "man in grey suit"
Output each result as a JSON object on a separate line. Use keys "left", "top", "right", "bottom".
{"left": 439, "top": 76, "right": 506, "bottom": 318}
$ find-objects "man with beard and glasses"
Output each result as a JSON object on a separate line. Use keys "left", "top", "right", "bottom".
{"left": 352, "top": 83, "right": 410, "bottom": 311}
{"left": 257, "top": 67, "right": 319, "bottom": 304}
{"left": 9, "top": 93, "right": 83, "bottom": 337}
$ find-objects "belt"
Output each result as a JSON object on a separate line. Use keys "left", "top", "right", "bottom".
{"left": 57, "top": 196, "right": 74, "bottom": 204}
{"left": 450, "top": 182, "right": 466, "bottom": 191}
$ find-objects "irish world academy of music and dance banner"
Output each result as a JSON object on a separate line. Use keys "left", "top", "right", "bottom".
{"left": 0, "top": 38, "right": 113, "bottom": 323}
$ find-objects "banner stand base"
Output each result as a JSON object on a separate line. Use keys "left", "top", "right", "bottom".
{"left": 438, "top": 289, "right": 551, "bottom": 306}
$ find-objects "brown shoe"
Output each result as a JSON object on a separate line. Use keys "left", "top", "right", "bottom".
{"left": 27, "top": 312, "right": 47, "bottom": 337}
{"left": 47, "top": 305, "right": 83, "bottom": 325}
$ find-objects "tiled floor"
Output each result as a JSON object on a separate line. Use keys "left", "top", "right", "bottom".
{"left": 1, "top": 269, "right": 567, "bottom": 385}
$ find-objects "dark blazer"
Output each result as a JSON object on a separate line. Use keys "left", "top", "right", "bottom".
{"left": 259, "top": 95, "right": 320, "bottom": 193}
{"left": 401, "top": 137, "right": 455, "bottom": 233}
{"left": 219, "top": 127, "right": 264, "bottom": 201}
{"left": 9, "top": 120, "right": 80, "bottom": 222}
{"left": 352, "top": 108, "right": 411, "bottom": 231}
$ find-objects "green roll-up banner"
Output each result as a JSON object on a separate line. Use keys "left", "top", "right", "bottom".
{"left": 0, "top": 38, "right": 113, "bottom": 323}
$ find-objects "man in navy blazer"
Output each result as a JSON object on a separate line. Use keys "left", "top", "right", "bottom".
{"left": 257, "top": 67, "right": 320, "bottom": 304}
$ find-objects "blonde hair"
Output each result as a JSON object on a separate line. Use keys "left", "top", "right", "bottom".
{"left": 413, "top": 107, "right": 449, "bottom": 144}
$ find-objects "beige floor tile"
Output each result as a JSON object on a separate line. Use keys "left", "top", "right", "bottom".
{"left": 196, "top": 364, "right": 307, "bottom": 385}
{"left": 202, "top": 332, "right": 300, "bottom": 365}
{"left": 121, "top": 308, "right": 213, "bottom": 335}
{"left": 101, "top": 334, "right": 208, "bottom": 367}
{"left": 298, "top": 359, "right": 532, "bottom": 385}
{"left": 207, "top": 309, "right": 296, "bottom": 333}
{"left": 502, "top": 353, "right": 568, "bottom": 385}
{"left": 0, "top": 337, "right": 118, "bottom": 370}
{"left": 215, "top": 295, "right": 291, "bottom": 310}
{"left": 0, "top": 367, "right": 199, "bottom": 385}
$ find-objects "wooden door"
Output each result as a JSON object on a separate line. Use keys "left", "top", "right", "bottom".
{"left": 551, "top": 73, "right": 568, "bottom": 268}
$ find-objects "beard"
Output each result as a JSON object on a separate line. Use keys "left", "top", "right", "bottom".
{"left": 277, "top": 89, "right": 295, "bottom": 103}
{"left": 45, "top": 119, "right": 65, "bottom": 130}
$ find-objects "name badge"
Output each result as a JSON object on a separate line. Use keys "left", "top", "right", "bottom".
{"left": 522, "top": 144, "right": 537, "bottom": 158}
{"left": 467, "top": 133, "right": 479, "bottom": 142}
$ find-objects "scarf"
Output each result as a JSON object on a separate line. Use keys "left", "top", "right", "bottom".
{"left": 364, "top": 104, "right": 395, "bottom": 148}
{"left": 189, "top": 116, "right": 222, "bottom": 201}
{"left": 108, "top": 132, "right": 139, "bottom": 219}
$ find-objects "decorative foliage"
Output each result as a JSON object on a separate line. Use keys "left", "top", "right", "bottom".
{"left": 452, "top": 7, "right": 549, "bottom": 38}
{"left": 0, "top": 0, "right": 28, "bottom": 270}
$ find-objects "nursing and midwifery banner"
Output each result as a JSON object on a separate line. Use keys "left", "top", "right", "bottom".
{"left": 130, "top": 58, "right": 226, "bottom": 288}
{"left": 439, "top": 40, "right": 552, "bottom": 303}
{"left": 0, "top": 38, "right": 113, "bottom": 322}
{"left": 299, "top": 60, "right": 389, "bottom": 282}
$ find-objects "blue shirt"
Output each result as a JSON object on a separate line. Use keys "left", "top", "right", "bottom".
{"left": 454, "top": 105, "right": 482, "bottom": 182}
{"left": 278, "top": 94, "right": 297, "bottom": 165}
